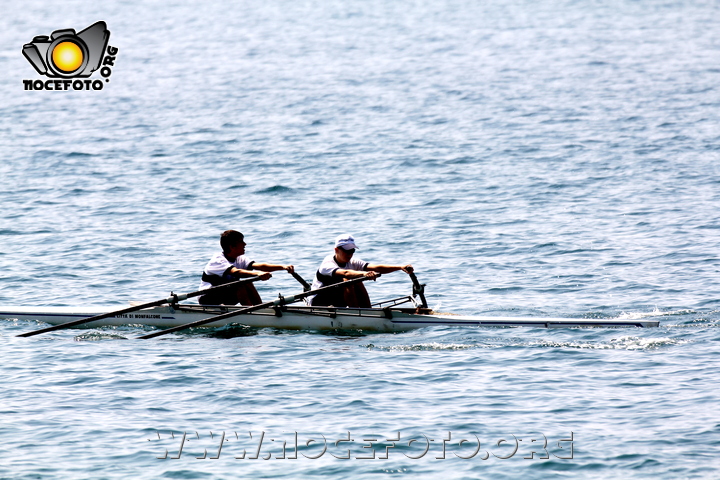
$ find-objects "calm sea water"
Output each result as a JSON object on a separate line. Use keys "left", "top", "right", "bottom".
{"left": 1, "top": 0, "right": 719, "bottom": 478}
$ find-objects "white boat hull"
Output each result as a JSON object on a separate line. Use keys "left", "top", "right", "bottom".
{"left": 0, "top": 305, "right": 660, "bottom": 333}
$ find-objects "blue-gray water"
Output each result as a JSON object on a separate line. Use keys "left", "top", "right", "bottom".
{"left": 1, "top": 0, "right": 719, "bottom": 478}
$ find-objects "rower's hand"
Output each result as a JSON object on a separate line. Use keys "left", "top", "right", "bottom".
{"left": 364, "top": 271, "right": 380, "bottom": 281}
{"left": 255, "top": 271, "right": 272, "bottom": 281}
{"left": 402, "top": 265, "right": 414, "bottom": 274}
{"left": 284, "top": 265, "right": 295, "bottom": 274}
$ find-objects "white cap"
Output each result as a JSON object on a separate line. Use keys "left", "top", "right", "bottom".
{"left": 335, "top": 234, "right": 359, "bottom": 250}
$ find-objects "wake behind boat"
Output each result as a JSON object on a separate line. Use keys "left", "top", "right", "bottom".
{"left": 2, "top": 273, "right": 659, "bottom": 336}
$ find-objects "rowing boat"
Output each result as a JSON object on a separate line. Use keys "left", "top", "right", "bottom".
{"left": 0, "top": 301, "right": 660, "bottom": 332}
{"left": 1, "top": 273, "right": 660, "bottom": 335}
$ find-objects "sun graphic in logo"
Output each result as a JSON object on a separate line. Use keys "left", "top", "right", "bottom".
{"left": 51, "top": 41, "right": 84, "bottom": 73}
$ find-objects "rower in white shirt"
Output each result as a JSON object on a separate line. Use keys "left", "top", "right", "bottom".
{"left": 198, "top": 230, "right": 294, "bottom": 306}
{"left": 310, "top": 234, "right": 413, "bottom": 308}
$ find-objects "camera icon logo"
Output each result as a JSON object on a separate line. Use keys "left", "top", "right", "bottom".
{"left": 22, "top": 21, "right": 110, "bottom": 78}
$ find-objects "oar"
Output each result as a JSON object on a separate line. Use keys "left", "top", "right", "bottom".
{"left": 17, "top": 276, "right": 263, "bottom": 338}
{"left": 288, "top": 270, "right": 311, "bottom": 292}
{"left": 407, "top": 271, "right": 428, "bottom": 308}
{"left": 137, "top": 275, "right": 377, "bottom": 339}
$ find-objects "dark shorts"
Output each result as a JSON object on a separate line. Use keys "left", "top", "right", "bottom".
{"left": 198, "top": 291, "right": 238, "bottom": 306}
{"left": 310, "top": 288, "right": 346, "bottom": 308}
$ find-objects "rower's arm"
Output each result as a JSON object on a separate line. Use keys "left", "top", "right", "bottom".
{"left": 252, "top": 263, "right": 295, "bottom": 274}
{"left": 335, "top": 269, "right": 378, "bottom": 280}
{"left": 228, "top": 267, "right": 272, "bottom": 281}
{"left": 366, "top": 264, "right": 413, "bottom": 274}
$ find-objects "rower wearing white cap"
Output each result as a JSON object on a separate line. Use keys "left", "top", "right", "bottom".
{"left": 310, "top": 234, "right": 414, "bottom": 308}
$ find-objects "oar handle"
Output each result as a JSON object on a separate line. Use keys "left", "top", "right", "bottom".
{"left": 17, "top": 276, "right": 263, "bottom": 338}
{"left": 138, "top": 275, "right": 377, "bottom": 339}
{"left": 288, "top": 270, "right": 312, "bottom": 292}
{"left": 407, "top": 271, "right": 428, "bottom": 308}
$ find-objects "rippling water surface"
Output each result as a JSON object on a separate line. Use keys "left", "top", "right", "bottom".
{"left": 1, "top": 0, "right": 719, "bottom": 478}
